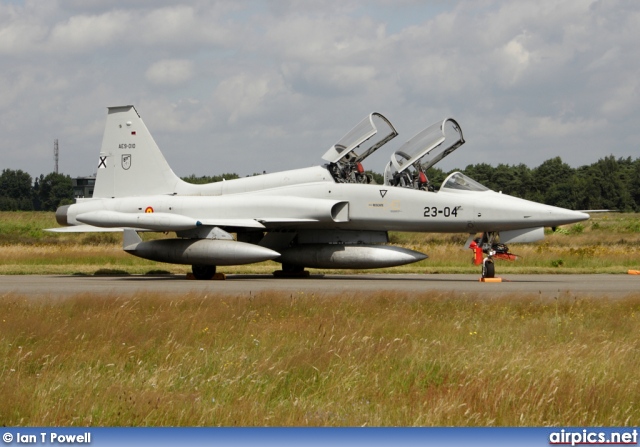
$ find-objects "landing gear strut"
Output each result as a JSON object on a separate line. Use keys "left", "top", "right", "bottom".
{"left": 469, "top": 232, "right": 518, "bottom": 278}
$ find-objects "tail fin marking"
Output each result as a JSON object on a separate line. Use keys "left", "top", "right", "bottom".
{"left": 93, "top": 105, "right": 182, "bottom": 198}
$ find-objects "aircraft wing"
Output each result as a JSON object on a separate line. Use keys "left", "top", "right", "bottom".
{"left": 198, "top": 218, "right": 266, "bottom": 229}
{"left": 46, "top": 216, "right": 318, "bottom": 233}
{"left": 257, "top": 218, "right": 319, "bottom": 224}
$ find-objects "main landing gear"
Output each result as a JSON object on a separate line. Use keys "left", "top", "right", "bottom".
{"left": 469, "top": 233, "right": 518, "bottom": 279}
{"left": 273, "top": 263, "right": 310, "bottom": 278}
{"left": 192, "top": 264, "right": 216, "bottom": 280}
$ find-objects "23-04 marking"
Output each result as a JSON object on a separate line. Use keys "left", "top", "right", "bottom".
{"left": 423, "top": 206, "right": 460, "bottom": 218}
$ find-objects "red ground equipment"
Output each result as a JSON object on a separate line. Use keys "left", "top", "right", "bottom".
{"left": 469, "top": 237, "right": 519, "bottom": 278}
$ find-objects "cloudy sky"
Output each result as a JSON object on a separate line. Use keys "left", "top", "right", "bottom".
{"left": 1, "top": 0, "right": 639, "bottom": 180}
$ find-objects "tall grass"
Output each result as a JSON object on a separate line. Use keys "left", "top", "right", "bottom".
{"left": 2, "top": 291, "right": 640, "bottom": 426}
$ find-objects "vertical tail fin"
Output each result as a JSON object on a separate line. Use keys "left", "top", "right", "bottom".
{"left": 93, "top": 105, "right": 182, "bottom": 198}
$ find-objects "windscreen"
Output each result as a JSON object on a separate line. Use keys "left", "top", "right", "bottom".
{"left": 440, "top": 172, "right": 490, "bottom": 192}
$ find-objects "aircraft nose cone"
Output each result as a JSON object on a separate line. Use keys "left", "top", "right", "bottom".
{"left": 548, "top": 208, "right": 590, "bottom": 225}
{"left": 575, "top": 211, "right": 590, "bottom": 221}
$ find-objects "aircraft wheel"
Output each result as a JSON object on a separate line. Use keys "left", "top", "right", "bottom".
{"left": 282, "top": 263, "right": 305, "bottom": 274}
{"left": 482, "top": 260, "right": 495, "bottom": 278}
{"left": 192, "top": 264, "right": 216, "bottom": 280}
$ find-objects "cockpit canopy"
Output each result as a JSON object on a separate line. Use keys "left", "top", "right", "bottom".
{"left": 440, "top": 172, "right": 490, "bottom": 192}
{"left": 322, "top": 113, "right": 398, "bottom": 165}
{"left": 383, "top": 118, "right": 465, "bottom": 191}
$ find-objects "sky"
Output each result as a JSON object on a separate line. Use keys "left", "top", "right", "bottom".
{"left": 1, "top": 0, "right": 639, "bottom": 180}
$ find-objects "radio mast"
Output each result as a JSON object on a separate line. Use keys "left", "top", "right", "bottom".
{"left": 54, "top": 139, "right": 59, "bottom": 174}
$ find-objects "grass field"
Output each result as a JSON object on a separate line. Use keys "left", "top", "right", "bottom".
{"left": 2, "top": 290, "right": 639, "bottom": 426}
{"left": 0, "top": 212, "right": 639, "bottom": 275}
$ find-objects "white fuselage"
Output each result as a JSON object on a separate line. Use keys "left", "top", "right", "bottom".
{"left": 66, "top": 166, "right": 588, "bottom": 234}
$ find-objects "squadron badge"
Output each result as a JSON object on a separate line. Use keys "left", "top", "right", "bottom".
{"left": 122, "top": 154, "right": 131, "bottom": 170}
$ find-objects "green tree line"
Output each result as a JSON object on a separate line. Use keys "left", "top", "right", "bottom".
{"left": 0, "top": 170, "right": 74, "bottom": 211}
{"left": 2, "top": 155, "right": 640, "bottom": 211}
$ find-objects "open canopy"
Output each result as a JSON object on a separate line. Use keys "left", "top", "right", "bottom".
{"left": 322, "top": 113, "right": 398, "bottom": 164}
{"left": 387, "top": 118, "right": 464, "bottom": 174}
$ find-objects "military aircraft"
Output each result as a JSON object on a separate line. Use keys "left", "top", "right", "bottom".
{"left": 49, "top": 105, "right": 589, "bottom": 279}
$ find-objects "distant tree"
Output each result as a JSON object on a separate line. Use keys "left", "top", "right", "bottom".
{"left": 630, "top": 158, "right": 640, "bottom": 211}
{"left": 510, "top": 164, "right": 535, "bottom": 200}
{"left": 365, "top": 170, "right": 384, "bottom": 185}
{"left": 0, "top": 169, "right": 33, "bottom": 210}
{"left": 491, "top": 163, "right": 520, "bottom": 195}
{"left": 425, "top": 167, "right": 447, "bottom": 188}
{"left": 37, "top": 173, "right": 74, "bottom": 211}
{"left": 581, "top": 156, "right": 635, "bottom": 212}
{"left": 530, "top": 157, "right": 576, "bottom": 207}
{"left": 182, "top": 173, "right": 240, "bottom": 184}
{"left": 462, "top": 163, "right": 496, "bottom": 190}
{"left": 32, "top": 177, "right": 41, "bottom": 211}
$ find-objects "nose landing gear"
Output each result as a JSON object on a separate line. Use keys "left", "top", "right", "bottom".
{"left": 482, "top": 258, "right": 495, "bottom": 279}
{"left": 469, "top": 232, "right": 518, "bottom": 279}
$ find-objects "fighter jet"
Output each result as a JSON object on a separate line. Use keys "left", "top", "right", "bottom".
{"left": 49, "top": 105, "right": 589, "bottom": 279}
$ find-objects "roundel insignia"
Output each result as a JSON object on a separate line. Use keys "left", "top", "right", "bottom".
{"left": 145, "top": 207, "right": 154, "bottom": 213}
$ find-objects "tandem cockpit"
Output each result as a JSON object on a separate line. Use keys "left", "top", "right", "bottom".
{"left": 321, "top": 113, "right": 467, "bottom": 193}
{"left": 383, "top": 118, "right": 465, "bottom": 192}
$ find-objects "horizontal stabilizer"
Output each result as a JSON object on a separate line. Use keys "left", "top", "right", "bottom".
{"left": 45, "top": 225, "right": 124, "bottom": 233}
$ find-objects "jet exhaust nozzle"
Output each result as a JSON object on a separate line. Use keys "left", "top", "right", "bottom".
{"left": 55, "top": 205, "right": 70, "bottom": 226}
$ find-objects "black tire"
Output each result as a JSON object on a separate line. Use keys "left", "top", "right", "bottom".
{"left": 482, "top": 260, "right": 495, "bottom": 278}
{"left": 282, "top": 263, "right": 305, "bottom": 274}
{"left": 192, "top": 264, "right": 216, "bottom": 280}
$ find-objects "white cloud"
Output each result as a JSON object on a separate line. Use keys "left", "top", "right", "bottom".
{"left": 48, "top": 10, "right": 130, "bottom": 52}
{"left": 214, "top": 72, "right": 286, "bottom": 124}
{"left": 145, "top": 59, "right": 195, "bottom": 86}
{"left": 498, "top": 33, "right": 532, "bottom": 86}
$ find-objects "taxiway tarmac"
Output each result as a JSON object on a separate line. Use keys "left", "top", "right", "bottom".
{"left": 0, "top": 274, "right": 638, "bottom": 299}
